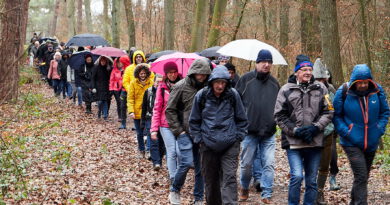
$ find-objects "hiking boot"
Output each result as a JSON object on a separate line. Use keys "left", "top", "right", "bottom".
{"left": 254, "top": 180, "right": 262, "bottom": 192}
{"left": 145, "top": 151, "right": 151, "bottom": 159}
{"left": 316, "top": 190, "right": 327, "bottom": 205}
{"left": 119, "top": 120, "right": 127, "bottom": 129}
{"left": 329, "top": 175, "right": 340, "bottom": 191}
{"left": 168, "top": 191, "right": 181, "bottom": 204}
{"left": 193, "top": 200, "right": 203, "bottom": 205}
{"left": 239, "top": 188, "right": 249, "bottom": 201}
{"left": 153, "top": 164, "right": 161, "bottom": 171}
{"left": 261, "top": 198, "right": 272, "bottom": 204}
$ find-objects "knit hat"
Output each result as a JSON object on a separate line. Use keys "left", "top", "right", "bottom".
{"left": 224, "top": 62, "right": 236, "bottom": 72}
{"left": 256, "top": 49, "right": 273, "bottom": 63}
{"left": 312, "top": 58, "right": 330, "bottom": 79}
{"left": 163, "top": 62, "right": 178, "bottom": 74}
{"left": 294, "top": 54, "right": 312, "bottom": 72}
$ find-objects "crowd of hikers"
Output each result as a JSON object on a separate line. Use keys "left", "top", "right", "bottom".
{"left": 27, "top": 33, "right": 389, "bottom": 205}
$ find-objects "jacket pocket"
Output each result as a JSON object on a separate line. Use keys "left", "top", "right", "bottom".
{"left": 347, "top": 123, "right": 354, "bottom": 137}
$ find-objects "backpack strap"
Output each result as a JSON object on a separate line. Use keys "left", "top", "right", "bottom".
{"left": 199, "top": 87, "right": 209, "bottom": 110}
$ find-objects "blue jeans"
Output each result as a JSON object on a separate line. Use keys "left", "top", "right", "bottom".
{"left": 171, "top": 133, "right": 204, "bottom": 201}
{"left": 160, "top": 127, "right": 179, "bottom": 179}
{"left": 74, "top": 85, "right": 83, "bottom": 105}
{"left": 240, "top": 134, "right": 275, "bottom": 199}
{"left": 286, "top": 147, "right": 322, "bottom": 205}
{"left": 133, "top": 119, "right": 150, "bottom": 151}
{"left": 97, "top": 100, "right": 108, "bottom": 119}
{"left": 147, "top": 120, "right": 165, "bottom": 165}
{"left": 51, "top": 79, "right": 61, "bottom": 95}
{"left": 63, "top": 81, "right": 72, "bottom": 98}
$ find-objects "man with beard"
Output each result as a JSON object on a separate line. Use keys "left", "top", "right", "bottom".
{"left": 78, "top": 54, "right": 95, "bottom": 114}
{"left": 165, "top": 58, "right": 211, "bottom": 205}
{"left": 235, "top": 49, "right": 280, "bottom": 204}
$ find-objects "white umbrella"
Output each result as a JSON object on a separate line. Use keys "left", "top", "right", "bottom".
{"left": 217, "top": 39, "right": 288, "bottom": 65}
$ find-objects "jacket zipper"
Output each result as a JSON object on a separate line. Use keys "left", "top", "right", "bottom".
{"left": 358, "top": 97, "right": 369, "bottom": 151}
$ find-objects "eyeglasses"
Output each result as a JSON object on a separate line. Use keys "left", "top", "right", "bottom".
{"left": 300, "top": 68, "right": 313, "bottom": 72}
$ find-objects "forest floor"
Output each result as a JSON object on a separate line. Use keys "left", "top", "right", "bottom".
{"left": 0, "top": 68, "right": 389, "bottom": 204}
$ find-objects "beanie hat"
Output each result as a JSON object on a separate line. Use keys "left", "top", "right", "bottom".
{"left": 224, "top": 62, "right": 236, "bottom": 72}
{"left": 312, "top": 58, "right": 330, "bottom": 79}
{"left": 256, "top": 49, "right": 273, "bottom": 63}
{"left": 294, "top": 54, "right": 312, "bottom": 72}
{"left": 163, "top": 62, "right": 178, "bottom": 74}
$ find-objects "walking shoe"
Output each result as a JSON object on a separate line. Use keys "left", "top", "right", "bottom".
{"left": 168, "top": 191, "right": 181, "bottom": 205}
{"left": 145, "top": 151, "right": 151, "bottom": 159}
{"left": 329, "top": 175, "right": 340, "bottom": 191}
{"left": 153, "top": 164, "right": 161, "bottom": 171}
{"left": 239, "top": 188, "right": 249, "bottom": 201}
{"left": 193, "top": 200, "right": 203, "bottom": 205}
{"left": 316, "top": 190, "right": 327, "bottom": 205}
{"left": 261, "top": 198, "right": 272, "bottom": 204}
{"left": 137, "top": 151, "right": 145, "bottom": 159}
{"left": 254, "top": 180, "right": 262, "bottom": 192}
{"left": 119, "top": 124, "right": 126, "bottom": 129}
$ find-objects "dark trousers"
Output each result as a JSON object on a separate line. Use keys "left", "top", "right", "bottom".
{"left": 330, "top": 136, "right": 339, "bottom": 175}
{"left": 119, "top": 91, "right": 127, "bottom": 123}
{"left": 109, "top": 91, "right": 121, "bottom": 119}
{"left": 342, "top": 146, "right": 376, "bottom": 205}
{"left": 200, "top": 142, "right": 240, "bottom": 205}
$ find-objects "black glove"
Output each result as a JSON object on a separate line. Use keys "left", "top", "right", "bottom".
{"left": 301, "top": 125, "right": 320, "bottom": 144}
{"left": 294, "top": 127, "right": 307, "bottom": 138}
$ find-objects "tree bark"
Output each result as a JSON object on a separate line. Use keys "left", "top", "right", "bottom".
{"left": 358, "top": 0, "right": 373, "bottom": 73}
{"left": 0, "top": 0, "right": 30, "bottom": 103}
{"left": 124, "top": 0, "right": 136, "bottom": 50}
{"left": 103, "top": 0, "right": 111, "bottom": 42}
{"left": 318, "top": 0, "right": 344, "bottom": 88}
{"left": 278, "top": 0, "right": 289, "bottom": 85}
{"left": 208, "top": 0, "right": 216, "bottom": 30}
{"left": 231, "top": 0, "right": 249, "bottom": 41}
{"left": 206, "top": 0, "right": 228, "bottom": 47}
{"left": 300, "top": 0, "right": 321, "bottom": 58}
{"left": 50, "top": 0, "right": 61, "bottom": 36}
{"left": 67, "top": 0, "right": 76, "bottom": 38}
{"left": 260, "top": 0, "right": 269, "bottom": 41}
{"left": 76, "top": 0, "right": 83, "bottom": 33}
{"left": 190, "top": 0, "right": 207, "bottom": 52}
{"left": 163, "top": 0, "right": 175, "bottom": 50}
{"left": 111, "top": 0, "right": 120, "bottom": 48}
{"left": 84, "top": 0, "right": 92, "bottom": 33}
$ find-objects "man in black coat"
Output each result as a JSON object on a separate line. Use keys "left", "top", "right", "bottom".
{"left": 77, "top": 54, "right": 95, "bottom": 114}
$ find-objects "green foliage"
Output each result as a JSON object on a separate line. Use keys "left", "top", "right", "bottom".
{"left": 19, "top": 66, "right": 41, "bottom": 86}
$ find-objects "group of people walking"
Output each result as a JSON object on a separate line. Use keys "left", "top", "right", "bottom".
{"left": 29, "top": 36, "right": 389, "bottom": 205}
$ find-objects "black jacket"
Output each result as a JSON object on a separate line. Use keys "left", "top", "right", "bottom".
{"left": 235, "top": 70, "right": 280, "bottom": 137}
{"left": 91, "top": 64, "right": 110, "bottom": 101}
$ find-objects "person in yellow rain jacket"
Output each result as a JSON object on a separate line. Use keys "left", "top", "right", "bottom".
{"left": 123, "top": 50, "right": 155, "bottom": 92}
{"left": 128, "top": 63, "right": 154, "bottom": 158}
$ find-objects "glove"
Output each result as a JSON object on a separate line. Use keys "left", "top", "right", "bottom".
{"left": 294, "top": 127, "right": 307, "bottom": 138}
{"left": 301, "top": 125, "right": 320, "bottom": 144}
{"left": 92, "top": 88, "right": 97, "bottom": 93}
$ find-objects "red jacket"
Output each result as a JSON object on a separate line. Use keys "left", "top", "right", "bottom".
{"left": 48, "top": 60, "right": 61, "bottom": 80}
{"left": 151, "top": 81, "right": 173, "bottom": 132}
{"left": 109, "top": 56, "right": 130, "bottom": 91}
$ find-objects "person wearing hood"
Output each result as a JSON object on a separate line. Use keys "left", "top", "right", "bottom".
{"left": 189, "top": 65, "right": 248, "bottom": 205}
{"left": 127, "top": 63, "right": 154, "bottom": 158}
{"left": 274, "top": 55, "right": 334, "bottom": 205}
{"left": 91, "top": 56, "right": 112, "bottom": 120}
{"left": 333, "top": 64, "right": 389, "bottom": 205}
{"left": 235, "top": 49, "right": 280, "bottom": 204}
{"left": 77, "top": 54, "right": 95, "bottom": 114}
{"left": 165, "top": 58, "right": 211, "bottom": 205}
{"left": 47, "top": 52, "right": 62, "bottom": 96}
{"left": 110, "top": 55, "right": 130, "bottom": 124}
{"left": 58, "top": 52, "right": 72, "bottom": 99}
{"left": 150, "top": 62, "right": 182, "bottom": 182}
{"left": 43, "top": 43, "right": 55, "bottom": 83}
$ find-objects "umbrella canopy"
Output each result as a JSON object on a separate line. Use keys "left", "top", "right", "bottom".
{"left": 66, "top": 33, "right": 109, "bottom": 47}
{"left": 217, "top": 39, "right": 288, "bottom": 65}
{"left": 68, "top": 51, "right": 99, "bottom": 70}
{"left": 91, "top": 47, "right": 126, "bottom": 57}
{"left": 148, "top": 50, "right": 177, "bottom": 62}
{"left": 151, "top": 52, "right": 205, "bottom": 77}
{"left": 200, "top": 46, "right": 221, "bottom": 58}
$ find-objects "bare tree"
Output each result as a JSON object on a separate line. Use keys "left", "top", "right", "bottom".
{"left": 190, "top": 0, "right": 207, "bottom": 51}
{"left": 0, "top": 0, "right": 30, "bottom": 102}
{"left": 50, "top": 0, "right": 61, "bottom": 36}
{"left": 84, "top": 0, "right": 93, "bottom": 33}
{"left": 103, "top": 0, "right": 111, "bottom": 42}
{"left": 260, "top": 0, "right": 269, "bottom": 41}
{"left": 231, "top": 0, "right": 249, "bottom": 41}
{"left": 278, "top": 0, "right": 290, "bottom": 84}
{"left": 76, "top": 0, "right": 83, "bottom": 33}
{"left": 358, "top": 0, "right": 373, "bottom": 73}
{"left": 206, "top": 0, "right": 228, "bottom": 47}
{"left": 163, "top": 0, "right": 175, "bottom": 50}
{"left": 111, "top": 0, "right": 121, "bottom": 48}
{"left": 67, "top": 0, "right": 76, "bottom": 38}
{"left": 300, "top": 0, "right": 321, "bottom": 58}
{"left": 124, "top": 0, "right": 136, "bottom": 50}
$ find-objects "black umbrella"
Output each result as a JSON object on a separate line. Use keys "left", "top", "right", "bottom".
{"left": 68, "top": 51, "right": 99, "bottom": 70}
{"left": 66, "top": 33, "right": 109, "bottom": 47}
{"left": 147, "top": 50, "right": 177, "bottom": 62}
{"left": 200, "top": 46, "right": 221, "bottom": 58}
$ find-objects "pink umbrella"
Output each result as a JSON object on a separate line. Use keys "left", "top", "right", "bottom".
{"left": 151, "top": 52, "right": 206, "bottom": 77}
{"left": 91, "top": 47, "right": 126, "bottom": 57}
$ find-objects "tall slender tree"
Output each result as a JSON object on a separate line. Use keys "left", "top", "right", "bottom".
{"left": 76, "top": 0, "right": 83, "bottom": 33}
{"left": 0, "top": 0, "right": 29, "bottom": 102}
{"left": 300, "top": 0, "right": 321, "bottom": 58}
{"left": 67, "top": 0, "right": 76, "bottom": 38}
{"left": 206, "top": 0, "right": 228, "bottom": 47}
{"left": 50, "top": 0, "right": 61, "bottom": 36}
{"left": 260, "top": 0, "right": 269, "bottom": 41}
{"left": 103, "top": 0, "right": 111, "bottom": 42}
{"left": 111, "top": 0, "right": 120, "bottom": 48}
{"left": 231, "top": 0, "right": 249, "bottom": 41}
{"left": 124, "top": 0, "right": 136, "bottom": 49}
{"left": 190, "top": 0, "right": 207, "bottom": 51}
{"left": 278, "top": 0, "right": 290, "bottom": 84}
{"left": 84, "top": 0, "right": 92, "bottom": 33}
{"left": 163, "top": 0, "right": 175, "bottom": 50}
{"left": 358, "top": 0, "right": 373, "bottom": 73}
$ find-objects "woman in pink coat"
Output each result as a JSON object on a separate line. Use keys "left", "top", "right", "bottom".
{"left": 109, "top": 56, "right": 128, "bottom": 120}
{"left": 151, "top": 62, "right": 181, "bottom": 182}
{"left": 47, "top": 52, "right": 62, "bottom": 96}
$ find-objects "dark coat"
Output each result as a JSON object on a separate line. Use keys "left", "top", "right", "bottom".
{"left": 58, "top": 57, "right": 69, "bottom": 81}
{"left": 235, "top": 70, "right": 280, "bottom": 138}
{"left": 189, "top": 66, "right": 248, "bottom": 152}
{"left": 91, "top": 64, "right": 111, "bottom": 101}
{"left": 77, "top": 63, "right": 95, "bottom": 102}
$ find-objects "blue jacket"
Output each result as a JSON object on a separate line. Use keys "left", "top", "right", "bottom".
{"left": 189, "top": 66, "right": 248, "bottom": 152}
{"left": 333, "top": 64, "right": 389, "bottom": 152}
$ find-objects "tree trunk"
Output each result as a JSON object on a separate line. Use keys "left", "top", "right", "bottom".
{"left": 67, "top": 0, "right": 76, "bottom": 38}
{"left": 84, "top": 0, "right": 92, "bottom": 33}
{"left": 124, "top": 0, "right": 136, "bottom": 50}
{"left": 76, "top": 0, "right": 83, "bottom": 33}
{"left": 103, "top": 0, "right": 111, "bottom": 42}
{"left": 278, "top": 0, "right": 289, "bottom": 85}
{"left": 206, "top": 0, "right": 228, "bottom": 47}
{"left": 111, "top": 0, "right": 120, "bottom": 48}
{"left": 163, "top": 0, "right": 175, "bottom": 50}
{"left": 318, "top": 0, "right": 344, "bottom": 88}
{"left": 208, "top": 0, "right": 216, "bottom": 30}
{"left": 300, "top": 0, "right": 321, "bottom": 58}
{"left": 231, "top": 0, "right": 248, "bottom": 41}
{"left": 50, "top": 0, "right": 61, "bottom": 36}
{"left": 260, "top": 0, "right": 269, "bottom": 41}
{"left": 0, "top": 0, "right": 29, "bottom": 103}
{"left": 190, "top": 0, "right": 207, "bottom": 52}
{"left": 145, "top": 0, "right": 153, "bottom": 51}
{"left": 358, "top": 0, "right": 373, "bottom": 73}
